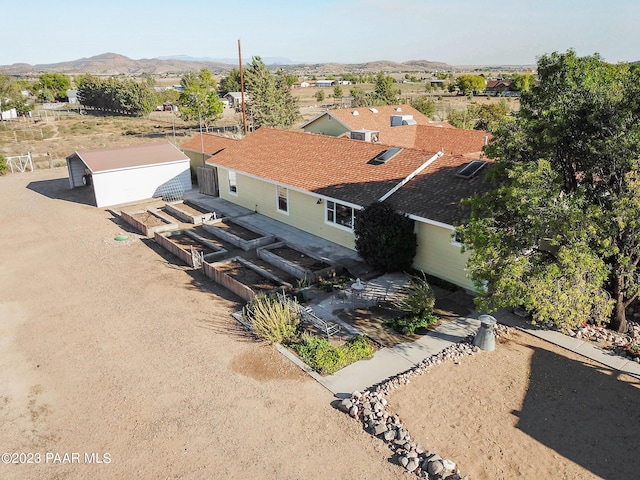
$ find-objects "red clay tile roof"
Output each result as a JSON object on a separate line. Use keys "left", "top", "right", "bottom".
{"left": 181, "top": 132, "right": 238, "bottom": 154}
{"left": 208, "top": 127, "right": 491, "bottom": 224}
{"left": 68, "top": 142, "right": 189, "bottom": 173}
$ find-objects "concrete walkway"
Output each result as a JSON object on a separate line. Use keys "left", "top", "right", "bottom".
{"left": 184, "top": 191, "right": 640, "bottom": 394}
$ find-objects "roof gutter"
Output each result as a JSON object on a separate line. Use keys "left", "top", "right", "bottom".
{"left": 377, "top": 150, "right": 443, "bottom": 202}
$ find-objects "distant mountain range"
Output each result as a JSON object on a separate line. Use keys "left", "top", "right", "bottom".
{"left": 0, "top": 52, "right": 534, "bottom": 77}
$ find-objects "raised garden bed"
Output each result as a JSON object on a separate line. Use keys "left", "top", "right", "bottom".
{"left": 154, "top": 229, "right": 227, "bottom": 267}
{"left": 257, "top": 241, "right": 342, "bottom": 284}
{"left": 120, "top": 209, "right": 178, "bottom": 236}
{"left": 202, "top": 217, "right": 275, "bottom": 251}
{"left": 204, "top": 256, "right": 292, "bottom": 301}
{"left": 164, "top": 201, "right": 216, "bottom": 225}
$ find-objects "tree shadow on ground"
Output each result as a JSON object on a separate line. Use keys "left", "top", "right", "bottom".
{"left": 513, "top": 345, "right": 640, "bottom": 479}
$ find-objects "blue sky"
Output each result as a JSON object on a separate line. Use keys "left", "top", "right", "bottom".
{"left": 3, "top": 0, "right": 638, "bottom": 66}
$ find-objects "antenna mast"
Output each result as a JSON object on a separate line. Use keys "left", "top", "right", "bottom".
{"left": 238, "top": 39, "right": 247, "bottom": 134}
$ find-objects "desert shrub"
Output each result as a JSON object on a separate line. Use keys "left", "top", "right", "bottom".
{"left": 243, "top": 294, "right": 300, "bottom": 344}
{"left": 393, "top": 273, "right": 436, "bottom": 316}
{"left": 288, "top": 334, "right": 376, "bottom": 375}
{"left": 354, "top": 201, "right": 416, "bottom": 272}
{"left": 386, "top": 273, "right": 439, "bottom": 334}
{"left": 0, "top": 155, "right": 7, "bottom": 175}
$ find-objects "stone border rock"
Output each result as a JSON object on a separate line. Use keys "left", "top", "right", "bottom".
{"left": 337, "top": 324, "right": 512, "bottom": 479}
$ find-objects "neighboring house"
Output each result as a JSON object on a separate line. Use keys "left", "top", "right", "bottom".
{"left": 205, "top": 127, "right": 491, "bottom": 290}
{"left": 223, "top": 92, "right": 249, "bottom": 108}
{"left": 315, "top": 80, "right": 335, "bottom": 88}
{"left": 66, "top": 142, "right": 191, "bottom": 208}
{"left": 66, "top": 90, "right": 78, "bottom": 104}
{"left": 485, "top": 79, "right": 515, "bottom": 96}
{"left": 181, "top": 133, "right": 239, "bottom": 195}
{"left": 300, "top": 104, "right": 452, "bottom": 148}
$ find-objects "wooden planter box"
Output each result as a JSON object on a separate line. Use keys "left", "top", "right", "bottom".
{"left": 120, "top": 209, "right": 178, "bottom": 237}
{"left": 257, "top": 241, "right": 342, "bottom": 284}
{"left": 164, "top": 201, "right": 216, "bottom": 225}
{"left": 203, "top": 256, "right": 292, "bottom": 301}
{"left": 202, "top": 217, "right": 275, "bottom": 251}
{"left": 154, "top": 229, "right": 227, "bottom": 267}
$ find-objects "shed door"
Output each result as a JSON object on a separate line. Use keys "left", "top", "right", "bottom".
{"left": 196, "top": 167, "right": 218, "bottom": 196}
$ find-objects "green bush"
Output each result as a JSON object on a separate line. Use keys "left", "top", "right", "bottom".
{"left": 288, "top": 334, "right": 376, "bottom": 375}
{"left": 243, "top": 294, "right": 300, "bottom": 344}
{"left": 0, "top": 155, "right": 7, "bottom": 175}
{"left": 386, "top": 273, "right": 439, "bottom": 335}
{"left": 385, "top": 314, "right": 439, "bottom": 335}
{"left": 354, "top": 201, "right": 416, "bottom": 272}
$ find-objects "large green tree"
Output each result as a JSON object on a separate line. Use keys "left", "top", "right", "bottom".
{"left": 243, "top": 57, "right": 299, "bottom": 128}
{"left": 178, "top": 68, "right": 223, "bottom": 129}
{"left": 35, "top": 73, "right": 70, "bottom": 101}
{"left": 76, "top": 74, "right": 155, "bottom": 116}
{"left": 373, "top": 72, "right": 400, "bottom": 105}
{"left": 458, "top": 51, "right": 640, "bottom": 333}
{"left": 218, "top": 68, "right": 241, "bottom": 96}
{"left": 410, "top": 95, "right": 436, "bottom": 117}
{"left": 455, "top": 74, "right": 486, "bottom": 95}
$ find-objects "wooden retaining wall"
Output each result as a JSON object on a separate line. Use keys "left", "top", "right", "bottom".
{"left": 120, "top": 209, "right": 178, "bottom": 237}
{"left": 203, "top": 256, "right": 291, "bottom": 302}
{"left": 257, "top": 241, "right": 342, "bottom": 283}
{"left": 164, "top": 201, "right": 214, "bottom": 225}
{"left": 202, "top": 218, "right": 275, "bottom": 251}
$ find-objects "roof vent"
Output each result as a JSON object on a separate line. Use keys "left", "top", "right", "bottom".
{"left": 352, "top": 110, "right": 359, "bottom": 116}
{"left": 395, "top": 107, "right": 402, "bottom": 112}
{"left": 369, "top": 108, "right": 378, "bottom": 113}
{"left": 455, "top": 160, "right": 487, "bottom": 179}
{"left": 368, "top": 147, "right": 402, "bottom": 165}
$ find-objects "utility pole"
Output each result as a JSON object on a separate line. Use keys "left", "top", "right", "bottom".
{"left": 238, "top": 38, "right": 247, "bottom": 134}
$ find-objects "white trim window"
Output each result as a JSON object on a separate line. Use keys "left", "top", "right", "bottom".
{"left": 451, "top": 229, "right": 463, "bottom": 247}
{"left": 326, "top": 200, "right": 355, "bottom": 230}
{"left": 276, "top": 185, "right": 289, "bottom": 214}
{"left": 228, "top": 170, "right": 237, "bottom": 194}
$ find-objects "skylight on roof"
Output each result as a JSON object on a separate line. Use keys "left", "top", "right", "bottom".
{"left": 368, "top": 147, "right": 402, "bottom": 165}
{"left": 455, "top": 160, "right": 487, "bottom": 179}
{"left": 369, "top": 108, "right": 378, "bottom": 113}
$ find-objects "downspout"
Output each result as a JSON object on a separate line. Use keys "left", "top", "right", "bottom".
{"left": 377, "top": 150, "right": 443, "bottom": 202}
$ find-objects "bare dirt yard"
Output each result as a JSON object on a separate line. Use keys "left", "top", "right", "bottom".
{"left": 0, "top": 168, "right": 399, "bottom": 480}
{"left": 389, "top": 328, "right": 640, "bottom": 480}
{"left": 3, "top": 167, "right": 639, "bottom": 480}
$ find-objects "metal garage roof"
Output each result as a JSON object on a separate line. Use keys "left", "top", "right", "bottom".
{"left": 68, "top": 142, "right": 189, "bottom": 174}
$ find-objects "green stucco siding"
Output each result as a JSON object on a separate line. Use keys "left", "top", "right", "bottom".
{"left": 303, "top": 115, "right": 349, "bottom": 137}
{"left": 413, "top": 222, "right": 475, "bottom": 291}
{"left": 217, "top": 169, "right": 356, "bottom": 249}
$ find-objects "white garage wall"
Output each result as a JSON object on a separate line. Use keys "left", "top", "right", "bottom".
{"left": 92, "top": 161, "right": 191, "bottom": 208}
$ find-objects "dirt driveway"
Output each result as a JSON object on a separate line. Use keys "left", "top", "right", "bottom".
{"left": 0, "top": 168, "right": 399, "bottom": 480}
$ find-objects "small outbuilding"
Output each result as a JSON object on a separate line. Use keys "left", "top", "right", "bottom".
{"left": 66, "top": 142, "right": 192, "bottom": 208}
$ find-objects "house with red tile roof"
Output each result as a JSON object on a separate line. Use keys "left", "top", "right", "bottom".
{"left": 300, "top": 104, "right": 452, "bottom": 148}
{"left": 204, "top": 127, "right": 491, "bottom": 289}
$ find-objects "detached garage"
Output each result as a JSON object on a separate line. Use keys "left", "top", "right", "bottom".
{"left": 66, "top": 142, "right": 192, "bottom": 208}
